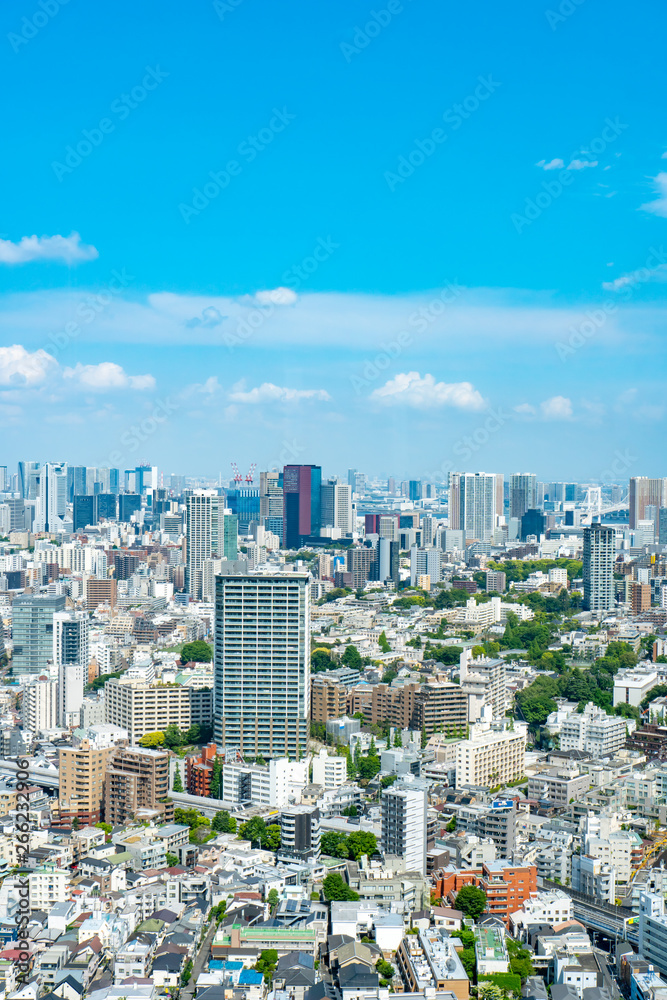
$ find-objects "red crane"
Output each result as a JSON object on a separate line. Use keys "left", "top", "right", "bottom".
{"left": 230, "top": 462, "right": 243, "bottom": 484}
{"left": 245, "top": 463, "right": 256, "bottom": 484}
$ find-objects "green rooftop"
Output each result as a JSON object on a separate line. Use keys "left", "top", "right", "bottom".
{"left": 474, "top": 925, "right": 507, "bottom": 960}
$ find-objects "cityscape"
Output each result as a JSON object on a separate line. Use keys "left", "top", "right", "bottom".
{"left": 2, "top": 1, "right": 667, "bottom": 1000}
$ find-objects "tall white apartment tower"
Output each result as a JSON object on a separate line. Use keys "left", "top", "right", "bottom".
{"left": 214, "top": 573, "right": 309, "bottom": 758}
{"left": 186, "top": 490, "right": 225, "bottom": 600}
{"left": 449, "top": 472, "right": 500, "bottom": 542}
{"left": 54, "top": 611, "right": 89, "bottom": 727}
{"left": 23, "top": 677, "right": 58, "bottom": 734}
{"left": 381, "top": 783, "right": 427, "bottom": 874}
{"left": 35, "top": 463, "right": 68, "bottom": 533}
{"left": 320, "top": 480, "right": 353, "bottom": 536}
{"left": 583, "top": 523, "right": 615, "bottom": 612}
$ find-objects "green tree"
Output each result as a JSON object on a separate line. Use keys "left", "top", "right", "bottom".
{"left": 311, "top": 647, "right": 333, "bottom": 672}
{"left": 180, "top": 640, "right": 213, "bottom": 663}
{"left": 264, "top": 824, "right": 282, "bottom": 851}
{"left": 321, "top": 831, "right": 350, "bottom": 858}
{"left": 181, "top": 960, "right": 193, "bottom": 986}
{"left": 267, "top": 888, "right": 280, "bottom": 912}
{"left": 341, "top": 645, "right": 363, "bottom": 670}
{"left": 378, "top": 631, "right": 391, "bottom": 653}
{"left": 454, "top": 884, "right": 487, "bottom": 920}
{"left": 239, "top": 816, "right": 268, "bottom": 847}
{"left": 254, "top": 948, "right": 279, "bottom": 983}
{"left": 209, "top": 757, "right": 223, "bottom": 798}
{"left": 163, "top": 723, "right": 185, "bottom": 749}
{"left": 172, "top": 769, "right": 184, "bottom": 793}
{"left": 459, "top": 948, "right": 476, "bottom": 979}
{"left": 322, "top": 872, "right": 360, "bottom": 901}
{"left": 212, "top": 810, "right": 236, "bottom": 833}
{"left": 94, "top": 822, "right": 112, "bottom": 835}
{"left": 139, "top": 730, "right": 165, "bottom": 747}
{"left": 347, "top": 831, "right": 377, "bottom": 860}
{"left": 394, "top": 730, "right": 403, "bottom": 748}
{"left": 166, "top": 852, "right": 180, "bottom": 866}
{"left": 377, "top": 959, "right": 395, "bottom": 986}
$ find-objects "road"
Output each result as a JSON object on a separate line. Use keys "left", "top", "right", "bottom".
{"left": 182, "top": 917, "right": 218, "bottom": 998}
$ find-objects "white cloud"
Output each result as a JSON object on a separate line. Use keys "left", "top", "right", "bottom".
{"left": 640, "top": 172, "right": 667, "bottom": 217}
{"left": 0, "top": 232, "right": 98, "bottom": 265}
{"left": 567, "top": 159, "right": 598, "bottom": 170}
{"left": 513, "top": 403, "right": 536, "bottom": 415}
{"left": 63, "top": 362, "right": 155, "bottom": 391}
{"left": 540, "top": 395, "right": 573, "bottom": 420}
{"left": 254, "top": 287, "right": 298, "bottom": 306}
{"left": 0, "top": 344, "right": 57, "bottom": 386}
{"left": 370, "top": 372, "right": 486, "bottom": 410}
{"left": 602, "top": 263, "right": 667, "bottom": 292}
{"left": 228, "top": 381, "right": 331, "bottom": 404}
{"left": 536, "top": 158, "right": 564, "bottom": 170}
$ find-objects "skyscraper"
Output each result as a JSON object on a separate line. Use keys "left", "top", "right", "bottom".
{"left": 629, "top": 477, "right": 667, "bottom": 529}
{"left": 73, "top": 495, "right": 95, "bottom": 533}
{"left": 186, "top": 490, "right": 225, "bottom": 599}
{"left": 54, "top": 611, "right": 89, "bottom": 727}
{"left": 381, "top": 783, "right": 427, "bottom": 874}
{"left": 509, "top": 473, "right": 538, "bottom": 520}
{"left": 12, "top": 594, "right": 66, "bottom": 674}
{"left": 118, "top": 493, "right": 141, "bottom": 522}
{"left": 18, "top": 461, "right": 40, "bottom": 500}
{"left": 214, "top": 573, "right": 309, "bottom": 758}
{"left": 408, "top": 480, "right": 421, "bottom": 502}
{"left": 283, "top": 465, "right": 322, "bottom": 548}
{"left": 583, "top": 523, "right": 615, "bottom": 612}
{"left": 67, "top": 466, "right": 87, "bottom": 502}
{"left": 378, "top": 538, "right": 399, "bottom": 586}
{"left": 35, "top": 463, "right": 67, "bottom": 532}
{"left": 449, "top": 472, "right": 499, "bottom": 542}
{"left": 320, "top": 479, "right": 353, "bottom": 535}
{"left": 225, "top": 487, "right": 260, "bottom": 534}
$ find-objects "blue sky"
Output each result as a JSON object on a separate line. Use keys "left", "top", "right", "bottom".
{"left": 0, "top": 0, "right": 666, "bottom": 481}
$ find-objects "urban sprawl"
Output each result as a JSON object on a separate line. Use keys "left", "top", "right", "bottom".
{"left": 2, "top": 463, "right": 667, "bottom": 1000}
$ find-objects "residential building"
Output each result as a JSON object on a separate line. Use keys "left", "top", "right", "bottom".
{"left": 638, "top": 891, "right": 667, "bottom": 976}
{"left": 474, "top": 924, "right": 509, "bottom": 976}
{"left": 396, "top": 927, "right": 469, "bottom": 1000}
{"left": 527, "top": 769, "right": 591, "bottom": 807}
{"left": 22, "top": 675, "right": 58, "bottom": 733}
{"left": 456, "top": 723, "right": 526, "bottom": 788}
{"left": 104, "top": 746, "right": 173, "bottom": 825}
{"left": 283, "top": 464, "right": 322, "bottom": 548}
{"left": 433, "top": 861, "right": 537, "bottom": 925}
{"left": 54, "top": 610, "right": 89, "bottom": 727}
{"left": 222, "top": 756, "right": 308, "bottom": 808}
{"left": 614, "top": 668, "right": 659, "bottom": 708}
{"left": 449, "top": 472, "right": 501, "bottom": 542}
{"left": 104, "top": 677, "right": 212, "bottom": 743}
{"left": 366, "top": 679, "right": 467, "bottom": 736}
{"left": 560, "top": 702, "right": 628, "bottom": 756}
{"left": 583, "top": 523, "right": 615, "bottom": 612}
{"left": 381, "top": 782, "right": 427, "bottom": 874}
{"left": 320, "top": 479, "right": 353, "bottom": 535}
{"left": 279, "top": 805, "right": 321, "bottom": 860}
{"left": 214, "top": 573, "right": 309, "bottom": 758}
{"left": 410, "top": 546, "right": 442, "bottom": 586}
{"left": 311, "top": 673, "right": 349, "bottom": 723}
{"left": 509, "top": 890, "right": 573, "bottom": 938}
{"left": 186, "top": 490, "right": 226, "bottom": 600}
{"left": 486, "top": 570, "right": 506, "bottom": 593}
{"left": 58, "top": 741, "right": 115, "bottom": 825}
{"left": 509, "top": 473, "right": 538, "bottom": 521}
{"left": 312, "top": 749, "right": 347, "bottom": 789}
{"left": 630, "top": 478, "right": 667, "bottom": 529}
{"left": 571, "top": 854, "right": 616, "bottom": 904}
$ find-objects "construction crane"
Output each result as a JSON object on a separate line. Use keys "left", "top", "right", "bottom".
{"left": 629, "top": 835, "right": 667, "bottom": 881}
{"left": 245, "top": 463, "right": 256, "bottom": 484}
{"left": 230, "top": 462, "right": 243, "bottom": 484}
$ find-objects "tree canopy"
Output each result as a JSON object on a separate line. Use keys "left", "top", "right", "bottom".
{"left": 454, "top": 884, "right": 487, "bottom": 920}
{"left": 180, "top": 640, "right": 213, "bottom": 663}
{"left": 323, "top": 872, "right": 360, "bottom": 901}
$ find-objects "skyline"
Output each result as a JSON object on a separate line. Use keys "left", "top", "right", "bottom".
{"left": 1, "top": 0, "right": 666, "bottom": 477}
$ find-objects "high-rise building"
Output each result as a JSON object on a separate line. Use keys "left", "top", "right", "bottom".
{"left": 260, "top": 470, "right": 283, "bottom": 538}
{"left": 421, "top": 515, "right": 434, "bottom": 545}
{"left": 186, "top": 490, "right": 225, "bottom": 600}
{"left": 509, "top": 473, "right": 538, "bottom": 520}
{"left": 54, "top": 611, "right": 89, "bottom": 727}
{"left": 583, "top": 523, "right": 615, "bottom": 612}
{"left": 35, "top": 462, "right": 67, "bottom": 532}
{"left": 22, "top": 676, "right": 58, "bottom": 734}
{"left": 214, "top": 573, "right": 309, "bottom": 758}
{"left": 283, "top": 465, "right": 322, "bottom": 548}
{"left": 67, "top": 466, "right": 87, "bottom": 502}
{"left": 104, "top": 746, "right": 172, "bottom": 826}
{"left": 410, "top": 546, "right": 441, "bottom": 586}
{"left": 95, "top": 494, "right": 117, "bottom": 521}
{"left": 347, "top": 546, "right": 374, "bottom": 588}
{"left": 18, "top": 461, "right": 40, "bottom": 500}
{"left": 320, "top": 479, "right": 353, "bottom": 535}
{"left": 378, "top": 538, "right": 399, "bottom": 586}
{"left": 0, "top": 467, "right": 7, "bottom": 492}
{"left": 58, "top": 741, "right": 115, "bottom": 826}
{"left": 124, "top": 464, "right": 157, "bottom": 495}
{"left": 381, "top": 783, "right": 427, "bottom": 874}
{"left": 73, "top": 495, "right": 95, "bottom": 532}
{"left": 449, "top": 473, "right": 499, "bottom": 542}
{"left": 521, "top": 509, "right": 546, "bottom": 541}
{"left": 629, "top": 477, "right": 667, "bottom": 529}
{"left": 118, "top": 493, "right": 141, "bottom": 522}
{"left": 409, "top": 480, "right": 421, "bottom": 502}
{"left": 12, "top": 594, "right": 66, "bottom": 674}
{"left": 225, "top": 487, "right": 260, "bottom": 534}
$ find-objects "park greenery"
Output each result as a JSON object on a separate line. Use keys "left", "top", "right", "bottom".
{"left": 322, "top": 872, "right": 360, "bottom": 901}
{"left": 238, "top": 815, "right": 281, "bottom": 850}
{"left": 320, "top": 830, "right": 378, "bottom": 860}
{"left": 180, "top": 640, "right": 213, "bottom": 663}
{"left": 139, "top": 722, "right": 213, "bottom": 749}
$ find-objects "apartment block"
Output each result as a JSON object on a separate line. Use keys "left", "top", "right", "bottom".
{"left": 456, "top": 724, "right": 526, "bottom": 788}
{"left": 57, "top": 741, "right": 115, "bottom": 825}
{"left": 433, "top": 861, "right": 537, "bottom": 925}
{"left": 104, "top": 677, "right": 213, "bottom": 743}
{"left": 560, "top": 702, "right": 628, "bottom": 756}
{"left": 366, "top": 680, "right": 467, "bottom": 736}
{"left": 396, "top": 927, "right": 469, "bottom": 1000}
{"left": 311, "top": 673, "right": 348, "bottom": 723}
{"left": 312, "top": 748, "right": 347, "bottom": 789}
{"left": 104, "top": 745, "right": 173, "bottom": 825}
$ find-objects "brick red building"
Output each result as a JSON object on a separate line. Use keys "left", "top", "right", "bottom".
{"left": 432, "top": 860, "right": 537, "bottom": 925}
{"left": 186, "top": 742, "right": 219, "bottom": 797}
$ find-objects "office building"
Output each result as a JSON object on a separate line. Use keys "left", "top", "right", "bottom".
{"left": 449, "top": 472, "right": 501, "bottom": 542}
{"left": 12, "top": 594, "right": 66, "bottom": 674}
{"left": 225, "top": 487, "right": 260, "bottom": 534}
{"left": 104, "top": 677, "right": 212, "bottom": 743}
{"left": 73, "top": 495, "right": 95, "bottom": 533}
{"left": 381, "top": 782, "right": 427, "bottom": 874}
{"left": 279, "top": 805, "right": 321, "bottom": 860}
{"left": 124, "top": 464, "right": 157, "bottom": 496}
{"left": 118, "top": 493, "right": 141, "bottom": 521}
{"left": 58, "top": 741, "right": 115, "bottom": 826}
{"left": 54, "top": 611, "right": 89, "bottom": 728}
{"left": 104, "top": 746, "right": 172, "bottom": 826}
{"left": 410, "top": 546, "right": 441, "bottom": 586}
{"left": 583, "top": 523, "right": 615, "bottom": 611}
{"left": 18, "top": 461, "right": 40, "bottom": 500}
{"left": 34, "top": 462, "right": 67, "bottom": 533}
{"left": 379, "top": 515, "right": 399, "bottom": 541}
{"left": 630, "top": 478, "right": 667, "bottom": 529}
{"left": 456, "top": 725, "right": 526, "bottom": 788}
{"left": 509, "top": 473, "right": 538, "bottom": 520}
{"left": 320, "top": 479, "right": 353, "bottom": 535}
{"left": 67, "top": 466, "right": 87, "bottom": 501}
{"left": 214, "top": 573, "right": 309, "bottom": 758}
{"left": 22, "top": 676, "right": 58, "bottom": 734}
{"left": 95, "top": 493, "right": 117, "bottom": 521}
{"left": 378, "top": 538, "right": 399, "bottom": 586}
{"left": 408, "top": 480, "right": 422, "bottom": 502}
{"left": 282, "top": 464, "right": 321, "bottom": 548}
{"left": 521, "top": 508, "right": 545, "bottom": 540}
